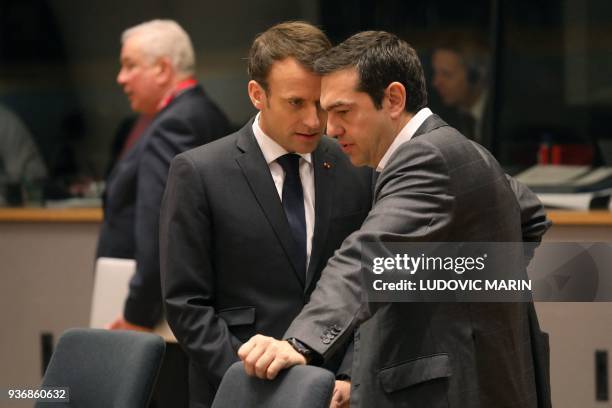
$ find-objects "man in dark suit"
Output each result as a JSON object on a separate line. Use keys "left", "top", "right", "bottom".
{"left": 240, "top": 31, "right": 551, "bottom": 408}
{"left": 160, "top": 22, "right": 372, "bottom": 408}
{"left": 96, "top": 19, "right": 229, "bottom": 407}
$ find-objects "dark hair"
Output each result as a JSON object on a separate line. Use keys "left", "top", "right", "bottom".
{"left": 434, "top": 32, "right": 490, "bottom": 85}
{"left": 247, "top": 21, "right": 331, "bottom": 92}
{"left": 314, "top": 31, "right": 427, "bottom": 113}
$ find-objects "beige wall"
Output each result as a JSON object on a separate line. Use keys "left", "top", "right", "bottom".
{"left": 0, "top": 221, "right": 98, "bottom": 407}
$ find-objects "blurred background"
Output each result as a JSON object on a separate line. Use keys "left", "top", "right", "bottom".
{"left": 1, "top": 0, "right": 610, "bottom": 199}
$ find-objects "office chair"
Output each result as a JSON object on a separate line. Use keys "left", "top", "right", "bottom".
{"left": 35, "top": 328, "right": 165, "bottom": 408}
{"left": 211, "top": 361, "right": 336, "bottom": 408}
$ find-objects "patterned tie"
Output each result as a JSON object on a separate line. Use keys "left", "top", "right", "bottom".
{"left": 276, "top": 153, "right": 307, "bottom": 280}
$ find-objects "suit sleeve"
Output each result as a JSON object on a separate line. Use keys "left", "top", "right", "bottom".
{"left": 123, "top": 117, "right": 197, "bottom": 327}
{"left": 284, "top": 139, "right": 455, "bottom": 360}
{"left": 160, "top": 153, "right": 242, "bottom": 388}
{"left": 506, "top": 175, "right": 552, "bottom": 242}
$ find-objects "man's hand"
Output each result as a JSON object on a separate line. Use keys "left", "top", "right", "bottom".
{"left": 106, "top": 316, "right": 153, "bottom": 332}
{"left": 330, "top": 380, "right": 351, "bottom": 408}
{"left": 238, "top": 334, "right": 306, "bottom": 379}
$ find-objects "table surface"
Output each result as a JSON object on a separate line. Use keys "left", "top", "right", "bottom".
{"left": 1, "top": 207, "right": 612, "bottom": 226}
{"left": 0, "top": 207, "right": 103, "bottom": 222}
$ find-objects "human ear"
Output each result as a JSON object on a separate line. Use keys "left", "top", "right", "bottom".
{"left": 385, "top": 82, "right": 406, "bottom": 119}
{"left": 154, "top": 57, "right": 173, "bottom": 85}
{"left": 247, "top": 80, "right": 267, "bottom": 110}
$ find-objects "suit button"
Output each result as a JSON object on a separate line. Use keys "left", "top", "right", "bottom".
{"left": 322, "top": 338, "right": 331, "bottom": 344}
{"left": 333, "top": 324, "right": 341, "bottom": 331}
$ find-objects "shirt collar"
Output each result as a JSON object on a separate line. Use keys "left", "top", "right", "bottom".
{"left": 252, "top": 112, "right": 312, "bottom": 165}
{"left": 469, "top": 91, "right": 487, "bottom": 123}
{"left": 376, "top": 107, "right": 433, "bottom": 172}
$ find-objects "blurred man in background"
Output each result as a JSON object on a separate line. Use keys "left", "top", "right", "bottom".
{"left": 97, "top": 19, "right": 229, "bottom": 407}
{"left": 432, "top": 33, "right": 491, "bottom": 149}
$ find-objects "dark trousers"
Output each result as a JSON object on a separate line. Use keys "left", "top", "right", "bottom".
{"left": 149, "top": 342, "right": 189, "bottom": 408}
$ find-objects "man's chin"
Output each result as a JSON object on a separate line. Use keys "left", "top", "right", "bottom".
{"left": 348, "top": 155, "right": 366, "bottom": 167}
{"left": 130, "top": 101, "right": 141, "bottom": 112}
{"left": 293, "top": 136, "right": 322, "bottom": 154}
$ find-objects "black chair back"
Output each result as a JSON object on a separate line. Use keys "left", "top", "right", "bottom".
{"left": 211, "top": 361, "right": 335, "bottom": 408}
{"left": 35, "top": 328, "right": 165, "bottom": 408}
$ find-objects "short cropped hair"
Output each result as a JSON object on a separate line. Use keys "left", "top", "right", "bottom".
{"left": 314, "top": 31, "right": 428, "bottom": 113}
{"left": 247, "top": 21, "right": 331, "bottom": 92}
{"left": 122, "top": 19, "right": 195, "bottom": 76}
{"left": 434, "top": 32, "right": 490, "bottom": 85}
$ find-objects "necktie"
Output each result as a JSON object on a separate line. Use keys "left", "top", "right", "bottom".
{"left": 276, "top": 153, "right": 307, "bottom": 280}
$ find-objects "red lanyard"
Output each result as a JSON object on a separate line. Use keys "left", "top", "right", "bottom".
{"left": 158, "top": 78, "right": 197, "bottom": 111}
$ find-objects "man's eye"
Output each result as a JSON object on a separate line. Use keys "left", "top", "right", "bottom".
{"left": 289, "top": 99, "right": 303, "bottom": 107}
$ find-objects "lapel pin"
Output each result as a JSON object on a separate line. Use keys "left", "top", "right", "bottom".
{"left": 323, "top": 162, "right": 332, "bottom": 169}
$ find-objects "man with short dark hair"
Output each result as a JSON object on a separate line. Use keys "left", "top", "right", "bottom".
{"left": 161, "top": 22, "right": 372, "bottom": 408}
{"left": 432, "top": 33, "right": 491, "bottom": 147}
{"left": 239, "top": 31, "right": 551, "bottom": 408}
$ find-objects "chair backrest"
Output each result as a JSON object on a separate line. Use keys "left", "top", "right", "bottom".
{"left": 211, "top": 361, "right": 335, "bottom": 408}
{"left": 35, "top": 328, "right": 165, "bottom": 408}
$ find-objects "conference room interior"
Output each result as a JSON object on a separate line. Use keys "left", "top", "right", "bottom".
{"left": 2, "top": 0, "right": 612, "bottom": 406}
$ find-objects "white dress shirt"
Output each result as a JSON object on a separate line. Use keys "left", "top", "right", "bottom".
{"left": 252, "top": 114, "right": 315, "bottom": 269}
{"left": 377, "top": 107, "right": 433, "bottom": 172}
{"left": 468, "top": 91, "right": 488, "bottom": 144}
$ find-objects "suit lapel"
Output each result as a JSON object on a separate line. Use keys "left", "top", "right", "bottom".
{"left": 306, "top": 139, "right": 336, "bottom": 291}
{"left": 234, "top": 122, "right": 306, "bottom": 287}
{"left": 105, "top": 128, "right": 149, "bottom": 196}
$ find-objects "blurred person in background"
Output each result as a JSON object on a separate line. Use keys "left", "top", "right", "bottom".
{"left": 96, "top": 19, "right": 230, "bottom": 408}
{"left": 432, "top": 33, "right": 492, "bottom": 149}
{"left": 0, "top": 103, "right": 47, "bottom": 205}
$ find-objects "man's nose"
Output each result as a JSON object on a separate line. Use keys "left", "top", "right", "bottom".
{"left": 302, "top": 104, "right": 321, "bottom": 130}
{"left": 326, "top": 119, "right": 343, "bottom": 138}
{"left": 117, "top": 69, "right": 127, "bottom": 85}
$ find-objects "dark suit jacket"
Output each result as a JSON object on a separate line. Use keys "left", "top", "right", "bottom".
{"left": 96, "top": 85, "right": 229, "bottom": 327}
{"left": 160, "top": 121, "right": 372, "bottom": 407}
{"left": 285, "top": 115, "right": 551, "bottom": 408}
